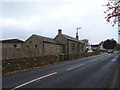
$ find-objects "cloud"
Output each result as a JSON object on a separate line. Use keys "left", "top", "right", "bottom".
{"left": 1, "top": 0, "right": 118, "bottom": 44}
{"left": 0, "top": 16, "right": 44, "bottom": 30}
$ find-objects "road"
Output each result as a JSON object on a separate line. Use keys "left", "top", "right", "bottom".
{"left": 2, "top": 51, "right": 119, "bottom": 89}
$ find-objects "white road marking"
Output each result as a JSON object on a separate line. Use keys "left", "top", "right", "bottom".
{"left": 111, "top": 56, "right": 118, "bottom": 62}
{"left": 67, "top": 64, "right": 85, "bottom": 71}
{"left": 89, "top": 59, "right": 98, "bottom": 62}
{"left": 11, "top": 72, "right": 57, "bottom": 90}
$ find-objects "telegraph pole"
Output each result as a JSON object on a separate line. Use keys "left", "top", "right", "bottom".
{"left": 118, "top": 16, "right": 120, "bottom": 44}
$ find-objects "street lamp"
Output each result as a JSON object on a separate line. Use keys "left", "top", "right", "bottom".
{"left": 76, "top": 27, "right": 81, "bottom": 40}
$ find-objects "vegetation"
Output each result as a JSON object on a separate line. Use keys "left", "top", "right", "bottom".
{"left": 104, "top": 0, "right": 120, "bottom": 26}
{"left": 2, "top": 52, "right": 100, "bottom": 76}
{"left": 115, "top": 43, "right": 120, "bottom": 50}
{"left": 103, "top": 39, "right": 117, "bottom": 49}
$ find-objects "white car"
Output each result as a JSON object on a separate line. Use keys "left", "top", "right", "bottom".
{"left": 107, "top": 49, "right": 114, "bottom": 53}
{"left": 87, "top": 50, "right": 93, "bottom": 53}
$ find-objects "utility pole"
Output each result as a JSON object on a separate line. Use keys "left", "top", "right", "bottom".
{"left": 118, "top": 16, "right": 120, "bottom": 44}
{"left": 118, "top": 1, "right": 120, "bottom": 44}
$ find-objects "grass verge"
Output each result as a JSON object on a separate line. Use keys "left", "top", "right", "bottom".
{"left": 2, "top": 52, "right": 101, "bottom": 76}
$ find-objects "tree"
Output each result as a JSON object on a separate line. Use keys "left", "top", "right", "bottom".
{"left": 104, "top": 0, "right": 120, "bottom": 26}
{"left": 115, "top": 43, "right": 120, "bottom": 50}
{"left": 103, "top": 39, "right": 117, "bottom": 49}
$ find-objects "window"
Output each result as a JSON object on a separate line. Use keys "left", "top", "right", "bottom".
{"left": 13, "top": 44, "right": 17, "bottom": 48}
{"left": 25, "top": 45, "right": 29, "bottom": 48}
{"left": 27, "top": 46, "right": 29, "bottom": 48}
{"left": 81, "top": 45, "right": 84, "bottom": 51}
{"left": 57, "top": 46, "right": 61, "bottom": 51}
{"left": 35, "top": 44, "right": 38, "bottom": 48}
{"left": 72, "top": 43, "right": 75, "bottom": 50}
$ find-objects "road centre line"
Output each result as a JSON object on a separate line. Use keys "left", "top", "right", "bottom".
{"left": 67, "top": 64, "right": 85, "bottom": 71}
{"left": 111, "top": 55, "right": 118, "bottom": 62}
{"left": 11, "top": 72, "right": 58, "bottom": 90}
{"left": 89, "top": 60, "right": 97, "bottom": 62}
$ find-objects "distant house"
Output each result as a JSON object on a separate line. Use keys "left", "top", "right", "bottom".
{"left": 82, "top": 39, "right": 89, "bottom": 44}
{"left": 1, "top": 39, "right": 24, "bottom": 48}
{"left": 54, "top": 29, "right": 86, "bottom": 55}
{"left": 99, "top": 41, "right": 105, "bottom": 50}
{"left": 22, "top": 34, "right": 63, "bottom": 56}
{"left": 91, "top": 41, "right": 105, "bottom": 50}
{"left": 91, "top": 44, "right": 100, "bottom": 50}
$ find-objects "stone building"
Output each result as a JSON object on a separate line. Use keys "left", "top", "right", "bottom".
{"left": 1, "top": 39, "right": 24, "bottom": 48}
{"left": 91, "top": 41, "right": 105, "bottom": 51}
{"left": 54, "top": 29, "right": 86, "bottom": 55}
{"left": 2, "top": 29, "right": 87, "bottom": 59}
{"left": 91, "top": 44, "right": 100, "bottom": 50}
{"left": 22, "top": 34, "right": 63, "bottom": 56}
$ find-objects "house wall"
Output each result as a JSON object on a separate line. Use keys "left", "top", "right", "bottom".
{"left": 23, "top": 35, "right": 63, "bottom": 56}
{"left": 54, "top": 34, "right": 67, "bottom": 54}
{"left": 2, "top": 43, "right": 22, "bottom": 48}
{"left": 2, "top": 48, "right": 41, "bottom": 60}
{"left": 44, "top": 42, "right": 63, "bottom": 56}
{"left": 79, "top": 43, "right": 84, "bottom": 53}
{"left": 67, "top": 40, "right": 78, "bottom": 54}
{"left": 22, "top": 35, "right": 43, "bottom": 49}
{"left": 55, "top": 34, "right": 86, "bottom": 55}
{"left": 22, "top": 35, "right": 43, "bottom": 55}
{"left": 92, "top": 46, "right": 100, "bottom": 50}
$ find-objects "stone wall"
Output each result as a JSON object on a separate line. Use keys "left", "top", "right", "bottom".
{"left": 67, "top": 40, "right": 78, "bottom": 54}
{"left": 2, "top": 48, "right": 42, "bottom": 60}
{"left": 2, "top": 43, "right": 23, "bottom": 48}
{"left": 44, "top": 42, "right": 63, "bottom": 56}
{"left": 67, "top": 40, "right": 86, "bottom": 54}
{"left": 2, "top": 43, "right": 63, "bottom": 60}
{"left": 54, "top": 34, "right": 67, "bottom": 54}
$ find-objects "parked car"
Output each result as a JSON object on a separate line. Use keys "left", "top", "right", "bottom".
{"left": 107, "top": 49, "right": 114, "bottom": 53}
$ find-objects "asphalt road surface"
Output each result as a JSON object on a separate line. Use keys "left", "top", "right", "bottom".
{"left": 2, "top": 51, "right": 119, "bottom": 89}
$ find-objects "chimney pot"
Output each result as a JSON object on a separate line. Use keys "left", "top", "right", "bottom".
{"left": 58, "top": 29, "right": 62, "bottom": 34}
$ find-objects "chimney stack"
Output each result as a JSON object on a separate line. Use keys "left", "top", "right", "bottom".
{"left": 58, "top": 29, "right": 62, "bottom": 34}
{"left": 76, "top": 27, "right": 81, "bottom": 40}
{"left": 76, "top": 32, "right": 79, "bottom": 40}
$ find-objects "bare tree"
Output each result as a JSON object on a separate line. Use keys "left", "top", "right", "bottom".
{"left": 104, "top": 0, "right": 120, "bottom": 26}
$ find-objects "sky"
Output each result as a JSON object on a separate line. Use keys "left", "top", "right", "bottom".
{"left": 0, "top": 0, "right": 118, "bottom": 44}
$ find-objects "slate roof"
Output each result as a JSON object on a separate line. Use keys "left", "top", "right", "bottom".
{"left": 1, "top": 39, "right": 24, "bottom": 43}
{"left": 62, "top": 34, "right": 84, "bottom": 44}
{"left": 32, "top": 34, "right": 63, "bottom": 45}
{"left": 91, "top": 44, "right": 99, "bottom": 47}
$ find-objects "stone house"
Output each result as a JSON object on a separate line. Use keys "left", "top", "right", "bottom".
{"left": 99, "top": 41, "right": 105, "bottom": 50}
{"left": 1, "top": 39, "right": 24, "bottom": 48}
{"left": 91, "top": 41, "right": 105, "bottom": 51}
{"left": 22, "top": 34, "right": 63, "bottom": 56}
{"left": 54, "top": 29, "right": 86, "bottom": 55}
{"left": 1, "top": 29, "right": 87, "bottom": 59}
{"left": 91, "top": 44, "right": 100, "bottom": 50}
